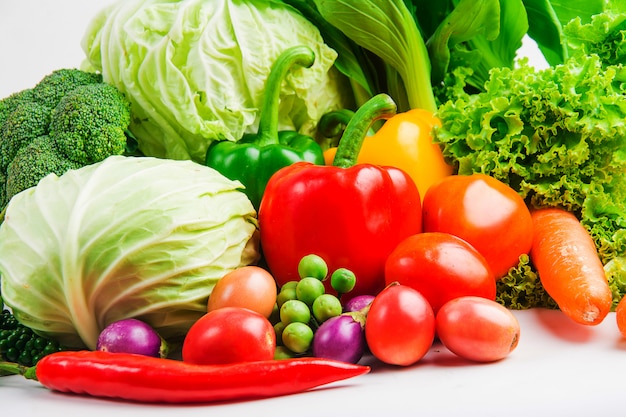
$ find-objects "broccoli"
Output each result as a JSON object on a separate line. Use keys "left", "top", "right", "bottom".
{"left": 0, "top": 68, "right": 132, "bottom": 210}
{"left": 50, "top": 83, "right": 131, "bottom": 165}
{"left": 30, "top": 68, "right": 103, "bottom": 110}
{"left": 0, "top": 89, "right": 35, "bottom": 127}
{"left": 0, "top": 101, "right": 52, "bottom": 171}
{"left": 5, "top": 136, "right": 81, "bottom": 201}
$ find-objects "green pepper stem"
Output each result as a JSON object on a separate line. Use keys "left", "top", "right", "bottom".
{"left": 332, "top": 94, "right": 397, "bottom": 168}
{"left": 318, "top": 109, "right": 356, "bottom": 139}
{"left": 256, "top": 46, "right": 316, "bottom": 146}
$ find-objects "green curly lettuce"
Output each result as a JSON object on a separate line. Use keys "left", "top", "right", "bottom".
{"left": 496, "top": 255, "right": 558, "bottom": 310}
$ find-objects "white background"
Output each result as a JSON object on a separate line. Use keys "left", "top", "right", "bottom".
{"left": 0, "top": 2, "right": 620, "bottom": 416}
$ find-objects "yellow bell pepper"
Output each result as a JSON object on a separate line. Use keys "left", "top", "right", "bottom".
{"left": 323, "top": 108, "right": 454, "bottom": 198}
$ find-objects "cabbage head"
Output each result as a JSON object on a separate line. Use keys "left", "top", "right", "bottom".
{"left": 81, "top": 0, "right": 353, "bottom": 163}
{"left": 0, "top": 156, "right": 260, "bottom": 349}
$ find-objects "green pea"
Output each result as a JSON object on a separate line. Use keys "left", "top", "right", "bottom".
{"left": 312, "top": 293, "right": 343, "bottom": 323}
{"left": 268, "top": 303, "right": 281, "bottom": 325}
{"left": 274, "top": 345, "right": 298, "bottom": 360}
{"left": 296, "top": 277, "right": 326, "bottom": 306}
{"left": 297, "top": 254, "right": 328, "bottom": 280}
{"left": 276, "top": 281, "right": 299, "bottom": 308}
{"left": 282, "top": 322, "right": 314, "bottom": 353}
{"left": 330, "top": 268, "right": 357, "bottom": 295}
{"left": 279, "top": 299, "right": 311, "bottom": 324}
{"left": 274, "top": 321, "right": 286, "bottom": 345}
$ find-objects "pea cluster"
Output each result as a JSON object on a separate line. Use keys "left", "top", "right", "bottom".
{"left": 272, "top": 254, "right": 356, "bottom": 358}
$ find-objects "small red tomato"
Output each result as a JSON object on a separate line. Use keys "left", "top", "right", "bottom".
{"left": 617, "top": 296, "right": 626, "bottom": 337}
{"left": 385, "top": 232, "right": 496, "bottom": 313}
{"left": 208, "top": 266, "right": 277, "bottom": 318}
{"left": 365, "top": 284, "right": 435, "bottom": 366}
{"left": 182, "top": 307, "right": 275, "bottom": 365}
{"left": 422, "top": 173, "right": 533, "bottom": 279}
{"left": 436, "top": 296, "right": 520, "bottom": 362}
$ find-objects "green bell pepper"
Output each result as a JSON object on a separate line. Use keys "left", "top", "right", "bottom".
{"left": 205, "top": 45, "right": 325, "bottom": 209}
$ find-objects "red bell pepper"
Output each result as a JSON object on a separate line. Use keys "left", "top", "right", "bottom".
{"left": 258, "top": 94, "right": 423, "bottom": 297}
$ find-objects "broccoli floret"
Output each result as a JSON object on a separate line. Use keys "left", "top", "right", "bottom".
{"left": 5, "top": 136, "right": 80, "bottom": 202}
{"left": 49, "top": 83, "right": 131, "bottom": 164}
{"left": 0, "top": 101, "right": 52, "bottom": 171}
{"left": 31, "top": 68, "right": 102, "bottom": 110}
{"left": 0, "top": 89, "right": 35, "bottom": 127}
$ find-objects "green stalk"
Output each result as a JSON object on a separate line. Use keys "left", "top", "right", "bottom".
{"left": 314, "top": 0, "right": 437, "bottom": 113}
{"left": 255, "top": 46, "right": 316, "bottom": 146}
{"left": 332, "top": 94, "right": 396, "bottom": 168}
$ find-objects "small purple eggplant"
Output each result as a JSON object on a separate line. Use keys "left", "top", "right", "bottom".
{"left": 97, "top": 318, "right": 168, "bottom": 358}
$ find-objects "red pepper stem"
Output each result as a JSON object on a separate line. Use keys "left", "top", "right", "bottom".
{"left": 332, "top": 94, "right": 397, "bottom": 168}
{"left": 255, "top": 45, "right": 316, "bottom": 147}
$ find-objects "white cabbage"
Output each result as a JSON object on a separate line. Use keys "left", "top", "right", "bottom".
{"left": 81, "top": 0, "right": 353, "bottom": 163}
{"left": 0, "top": 156, "right": 259, "bottom": 349}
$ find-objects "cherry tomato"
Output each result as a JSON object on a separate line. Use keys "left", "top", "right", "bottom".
{"left": 422, "top": 173, "right": 533, "bottom": 279}
{"left": 616, "top": 296, "right": 626, "bottom": 337}
{"left": 365, "top": 284, "right": 435, "bottom": 366}
{"left": 182, "top": 307, "right": 276, "bottom": 365}
{"left": 385, "top": 232, "right": 496, "bottom": 313}
{"left": 436, "top": 296, "right": 520, "bottom": 362}
{"left": 207, "top": 266, "right": 277, "bottom": 318}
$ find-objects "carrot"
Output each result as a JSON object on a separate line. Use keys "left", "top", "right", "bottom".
{"left": 530, "top": 207, "right": 612, "bottom": 325}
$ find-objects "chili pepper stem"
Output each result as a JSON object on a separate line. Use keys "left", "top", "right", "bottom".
{"left": 255, "top": 46, "right": 316, "bottom": 146}
{"left": 332, "top": 94, "right": 397, "bottom": 168}
{"left": 0, "top": 361, "right": 38, "bottom": 380}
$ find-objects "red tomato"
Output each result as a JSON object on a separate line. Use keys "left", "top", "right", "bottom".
{"left": 365, "top": 284, "right": 435, "bottom": 366}
{"left": 436, "top": 296, "right": 520, "bottom": 362}
{"left": 422, "top": 173, "right": 533, "bottom": 279}
{"left": 208, "top": 266, "right": 277, "bottom": 318}
{"left": 182, "top": 307, "right": 275, "bottom": 365}
{"left": 385, "top": 232, "right": 496, "bottom": 313}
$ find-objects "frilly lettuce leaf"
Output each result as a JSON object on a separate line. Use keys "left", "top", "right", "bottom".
{"left": 496, "top": 255, "right": 558, "bottom": 310}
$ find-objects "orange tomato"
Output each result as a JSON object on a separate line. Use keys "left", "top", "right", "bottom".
{"left": 207, "top": 266, "right": 277, "bottom": 318}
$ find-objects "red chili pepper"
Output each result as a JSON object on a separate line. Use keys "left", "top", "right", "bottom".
{"left": 258, "top": 94, "right": 423, "bottom": 297}
{"left": 35, "top": 350, "right": 370, "bottom": 403}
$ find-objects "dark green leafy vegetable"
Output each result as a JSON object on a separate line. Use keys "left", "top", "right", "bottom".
{"left": 313, "top": 0, "right": 437, "bottom": 112}
{"left": 426, "top": 0, "right": 528, "bottom": 92}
